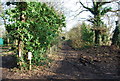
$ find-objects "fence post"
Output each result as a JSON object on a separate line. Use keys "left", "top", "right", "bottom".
{"left": 28, "top": 52, "right": 32, "bottom": 70}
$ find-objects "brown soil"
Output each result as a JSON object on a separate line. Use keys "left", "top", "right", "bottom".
{"left": 1, "top": 41, "right": 120, "bottom": 79}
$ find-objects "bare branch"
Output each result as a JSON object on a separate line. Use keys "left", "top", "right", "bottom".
{"left": 92, "top": 0, "right": 96, "bottom": 7}
{"left": 79, "top": 1, "right": 91, "bottom": 10}
{"left": 109, "top": 9, "right": 120, "bottom": 12}
{"left": 98, "top": 2, "right": 110, "bottom": 7}
{"left": 70, "top": 6, "right": 83, "bottom": 12}
{"left": 68, "top": 10, "right": 88, "bottom": 21}
{"left": 79, "top": 0, "right": 95, "bottom": 14}
{"left": 75, "top": 10, "right": 88, "bottom": 17}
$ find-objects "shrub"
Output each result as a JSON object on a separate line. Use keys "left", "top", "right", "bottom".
{"left": 67, "top": 22, "right": 94, "bottom": 49}
{"left": 5, "top": 2, "right": 66, "bottom": 69}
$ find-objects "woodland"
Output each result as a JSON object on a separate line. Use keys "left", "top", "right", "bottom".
{"left": 0, "top": 0, "right": 120, "bottom": 80}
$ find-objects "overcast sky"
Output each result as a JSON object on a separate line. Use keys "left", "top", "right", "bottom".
{"left": 61, "top": 0, "right": 119, "bottom": 32}
{"left": 48, "top": 0, "right": 119, "bottom": 32}
{"left": 0, "top": 0, "right": 119, "bottom": 32}
{"left": 62, "top": 0, "right": 92, "bottom": 31}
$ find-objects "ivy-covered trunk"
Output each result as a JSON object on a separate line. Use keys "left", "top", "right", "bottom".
{"left": 5, "top": 2, "right": 66, "bottom": 68}
{"left": 17, "top": 3, "right": 27, "bottom": 68}
{"left": 112, "top": 2, "right": 120, "bottom": 48}
{"left": 111, "top": 21, "right": 120, "bottom": 47}
{"left": 18, "top": 38, "right": 22, "bottom": 66}
{"left": 79, "top": 1, "right": 112, "bottom": 45}
{"left": 95, "top": 30, "right": 100, "bottom": 45}
{"left": 94, "top": 15, "right": 101, "bottom": 45}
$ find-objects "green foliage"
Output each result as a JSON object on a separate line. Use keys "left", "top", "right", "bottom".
{"left": 80, "top": 1, "right": 112, "bottom": 44}
{"left": 67, "top": 23, "right": 94, "bottom": 49}
{"left": 5, "top": 2, "right": 66, "bottom": 68}
{"left": 81, "top": 22, "right": 94, "bottom": 46}
{"left": 100, "top": 7, "right": 112, "bottom": 16}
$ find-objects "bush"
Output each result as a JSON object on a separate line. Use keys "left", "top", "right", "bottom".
{"left": 5, "top": 2, "right": 66, "bottom": 69}
{"left": 67, "top": 22, "right": 94, "bottom": 49}
{"left": 81, "top": 22, "right": 94, "bottom": 46}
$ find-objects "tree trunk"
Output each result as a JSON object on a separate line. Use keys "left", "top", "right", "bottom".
{"left": 18, "top": 39, "right": 22, "bottom": 57}
{"left": 95, "top": 30, "right": 100, "bottom": 45}
{"left": 18, "top": 38, "right": 22, "bottom": 69}
{"left": 17, "top": 2, "right": 26, "bottom": 68}
{"left": 111, "top": 2, "right": 120, "bottom": 47}
{"left": 111, "top": 21, "right": 120, "bottom": 46}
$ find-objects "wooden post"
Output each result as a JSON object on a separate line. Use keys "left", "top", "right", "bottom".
{"left": 28, "top": 52, "right": 32, "bottom": 70}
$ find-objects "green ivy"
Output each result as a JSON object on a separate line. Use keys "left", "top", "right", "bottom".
{"left": 81, "top": 22, "right": 94, "bottom": 46}
{"left": 5, "top": 2, "right": 66, "bottom": 68}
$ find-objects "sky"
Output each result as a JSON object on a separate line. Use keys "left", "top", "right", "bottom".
{"left": 61, "top": 0, "right": 119, "bottom": 32}
{"left": 0, "top": 0, "right": 119, "bottom": 32}
{"left": 62, "top": 0, "right": 92, "bottom": 31}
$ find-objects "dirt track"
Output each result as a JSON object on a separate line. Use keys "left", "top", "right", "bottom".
{"left": 1, "top": 41, "right": 120, "bottom": 79}
{"left": 46, "top": 42, "right": 120, "bottom": 79}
